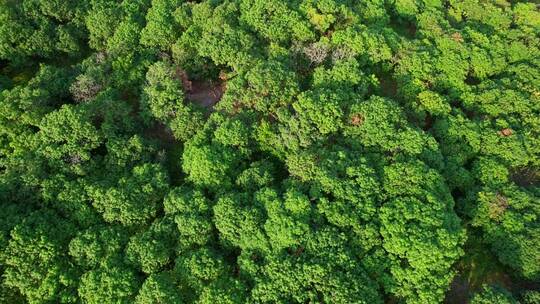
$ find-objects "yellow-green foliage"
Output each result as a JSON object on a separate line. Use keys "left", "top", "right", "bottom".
{"left": 0, "top": 1, "right": 538, "bottom": 303}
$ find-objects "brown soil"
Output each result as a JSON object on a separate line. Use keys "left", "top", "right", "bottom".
{"left": 499, "top": 128, "right": 513, "bottom": 137}
{"left": 176, "top": 67, "right": 225, "bottom": 108}
{"left": 379, "top": 74, "right": 398, "bottom": 98}
{"left": 446, "top": 275, "right": 470, "bottom": 304}
{"left": 510, "top": 167, "right": 540, "bottom": 188}
{"left": 445, "top": 272, "right": 513, "bottom": 304}
{"left": 452, "top": 32, "right": 464, "bottom": 43}
{"left": 186, "top": 80, "right": 225, "bottom": 108}
{"left": 144, "top": 122, "right": 176, "bottom": 145}
{"left": 350, "top": 114, "right": 364, "bottom": 126}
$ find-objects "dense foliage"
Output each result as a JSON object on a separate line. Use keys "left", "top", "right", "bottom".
{"left": 0, "top": 0, "right": 539, "bottom": 303}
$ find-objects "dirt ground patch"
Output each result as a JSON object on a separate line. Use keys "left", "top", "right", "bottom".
{"left": 510, "top": 167, "right": 539, "bottom": 188}
{"left": 445, "top": 275, "right": 470, "bottom": 304}
{"left": 144, "top": 122, "right": 176, "bottom": 145}
{"left": 186, "top": 80, "right": 225, "bottom": 108}
{"left": 176, "top": 68, "right": 225, "bottom": 108}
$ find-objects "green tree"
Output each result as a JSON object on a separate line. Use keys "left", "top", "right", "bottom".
{"left": 140, "top": 0, "right": 183, "bottom": 50}
{"left": 470, "top": 285, "right": 517, "bottom": 304}
{"left": 0, "top": 0, "right": 88, "bottom": 61}
{"left": 3, "top": 210, "right": 79, "bottom": 303}
{"left": 126, "top": 217, "right": 177, "bottom": 273}
{"left": 142, "top": 60, "right": 204, "bottom": 141}
{"left": 136, "top": 272, "right": 184, "bottom": 304}
{"left": 164, "top": 187, "right": 215, "bottom": 248}
{"left": 88, "top": 163, "right": 169, "bottom": 225}
{"left": 69, "top": 225, "right": 129, "bottom": 268}
{"left": 78, "top": 263, "right": 141, "bottom": 304}
{"left": 379, "top": 161, "right": 465, "bottom": 303}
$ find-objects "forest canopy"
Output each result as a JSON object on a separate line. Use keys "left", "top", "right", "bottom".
{"left": 0, "top": 0, "right": 539, "bottom": 303}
